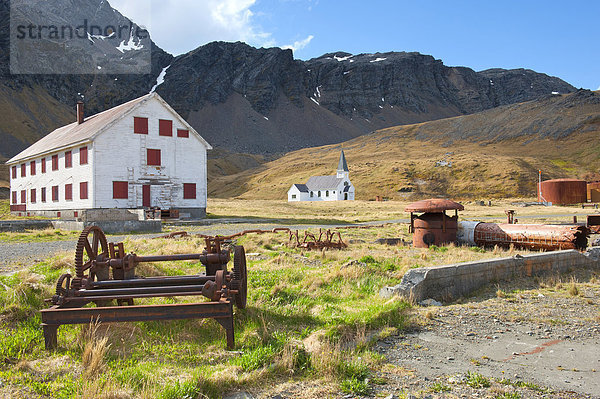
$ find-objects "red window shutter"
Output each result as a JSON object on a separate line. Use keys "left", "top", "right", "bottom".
{"left": 134, "top": 117, "right": 148, "bottom": 134}
{"left": 147, "top": 149, "right": 161, "bottom": 166}
{"left": 80, "top": 182, "right": 88, "bottom": 199}
{"left": 20, "top": 190, "right": 26, "bottom": 203}
{"left": 11, "top": 166, "right": 16, "bottom": 179}
{"left": 65, "top": 183, "right": 72, "bottom": 201}
{"left": 41, "top": 187, "right": 46, "bottom": 202}
{"left": 30, "top": 160, "right": 36, "bottom": 175}
{"left": 183, "top": 183, "right": 196, "bottom": 199}
{"left": 80, "top": 146, "right": 88, "bottom": 164}
{"left": 31, "top": 188, "right": 36, "bottom": 203}
{"left": 11, "top": 191, "right": 16, "bottom": 204}
{"left": 52, "top": 155, "right": 59, "bottom": 170}
{"left": 52, "top": 186, "right": 59, "bottom": 201}
{"left": 113, "top": 181, "right": 128, "bottom": 199}
{"left": 65, "top": 151, "right": 72, "bottom": 168}
{"left": 21, "top": 163, "right": 26, "bottom": 177}
{"left": 159, "top": 119, "right": 173, "bottom": 136}
{"left": 41, "top": 158, "right": 46, "bottom": 173}
{"left": 177, "top": 129, "right": 189, "bottom": 138}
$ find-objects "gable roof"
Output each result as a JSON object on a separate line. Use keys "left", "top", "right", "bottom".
{"left": 291, "top": 184, "right": 309, "bottom": 193}
{"left": 337, "top": 150, "right": 349, "bottom": 172}
{"left": 306, "top": 175, "right": 344, "bottom": 191}
{"left": 7, "top": 93, "right": 211, "bottom": 164}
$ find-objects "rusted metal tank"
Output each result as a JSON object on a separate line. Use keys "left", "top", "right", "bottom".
{"left": 538, "top": 179, "right": 587, "bottom": 205}
{"left": 587, "top": 181, "right": 600, "bottom": 203}
{"left": 406, "top": 199, "right": 464, "bottom": 248}
{"left": 457, "top": 221, "right": 588, "bottom": 251}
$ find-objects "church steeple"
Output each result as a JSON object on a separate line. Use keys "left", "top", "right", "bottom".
{"left": 336, "top": 150, "right": 349, "bottom": 178}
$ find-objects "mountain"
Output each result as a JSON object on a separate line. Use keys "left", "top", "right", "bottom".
{"left": 207, "top": 89, "right": 600, "bottom": 200}
{"left": 0, "top": 0, "right": 577, "bottom": 173}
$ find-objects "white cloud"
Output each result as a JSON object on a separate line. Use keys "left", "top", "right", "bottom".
{"left": 597, "top": 85, "right": 600, "bottom": 91}
{"left": 108, "top": 0, "right": 275, "bottom": 55}
{"left": 282, "top": 35, "right": 314, "bottom": 53}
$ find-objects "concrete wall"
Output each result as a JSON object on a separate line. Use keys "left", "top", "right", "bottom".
{"left": 0, "top": 220, "right": 53, "bottom": 232}
{"left": 52, "top": 220, "right": 162, "bottom": 234}
{"left": 380, "top": 249, "right": 600, "bottom": 303}
{"left": 93, "top": 96, "right": 208, "bottom": 211}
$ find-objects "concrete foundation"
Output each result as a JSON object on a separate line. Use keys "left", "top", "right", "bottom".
{"left": 380, "top": 248, "right": 600, "bottom": 302}
{"left": 0, "top": 220, "right": 53, "bottom": 232}
{"left": 52, "top": 220, "right": 162, "bottom": 234}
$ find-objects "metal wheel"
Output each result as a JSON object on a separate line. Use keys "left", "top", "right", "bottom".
{"left": 232, "top": 245, "right": 247, "bottom": 309}
{"left": 75, "top": 226, "right": 108, "bottom": 279}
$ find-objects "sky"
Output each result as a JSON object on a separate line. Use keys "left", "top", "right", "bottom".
{"left": 108, "top": 0, "right": 599, "bottom": 90}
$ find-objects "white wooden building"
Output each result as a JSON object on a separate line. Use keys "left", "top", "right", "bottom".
{"left": 287, "top": 151, "right": 355, "bottom": 201}
{"left": 6, "top": 93, "right": 212, "bottom": 218}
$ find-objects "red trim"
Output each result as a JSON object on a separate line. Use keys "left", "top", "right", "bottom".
{"left": 183, "top": 183, "right": 196, "bottom": 199}
{"left": 30, "top": 160, "right": 36, "bottom": 175}
{"left": 143, "top": 185, "right": 150, "bottom": 207}
{"left": 134, "top": 117, "right": 148, "bottom": 134}
{"left": 52, "top": 185, "right": 59, "bottom": 202}
{"left": 20, "top": 190, "right": 26, "bottom": 203}
{"left": 113, "top": 181, "right": 128, "bottom": 199}
{"left": 20, "top": 163, "right": 26, "bottom": 177}
{"left": 80, "top": 182, "right": 88, "bottom": 199}
{"left": 11, "top": 166, "right": 16, "bottom": 179}
{"left": 80, "top": 146, "right": 88, "bottom": 164}
{"left": 41, "top": 158, "right": 46, "bottom": 173}
{"left": 30, "top": 188, "right": 36, "bottom": 203}
{"left": 159, "top": 119, "right": 173, "bottom": 136}
{"left": 11, "top": 191, "right": 16, "bottom": 204}
{"left": 41, "top": 187, "right": 46, "bottom": 202}
{"left": 147, "top": 149, "right": 161, "bottom": 166}
{"left": 10, "top": 205, "right": 26, "bottom": 212}
{"left": 65, "top": 183, "right": 73, "bottom": 201}
{"left": 52, "top": 155, "right": 59, "bottom": 171}
{"left": 177, "top": 129, "right": 189, "bottom": 138}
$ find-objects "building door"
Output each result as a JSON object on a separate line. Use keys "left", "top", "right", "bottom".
{"left": 143, "top": 185, "right": 151, "bottom": 207}
{"left": 344, "top": 193, "right": 348, "bottom": 200}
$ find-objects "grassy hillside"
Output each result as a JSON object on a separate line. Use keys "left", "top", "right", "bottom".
{"left": 209, "top": 91, "right": 600, "bottom": 200}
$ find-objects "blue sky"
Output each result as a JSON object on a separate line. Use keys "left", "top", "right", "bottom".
{"left": 110, "top": 0, "right": 599, "bottom": 90}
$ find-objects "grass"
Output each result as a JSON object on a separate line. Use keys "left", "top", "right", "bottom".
{"left": 0, "top": 228, "right": 80, "bottom": 242}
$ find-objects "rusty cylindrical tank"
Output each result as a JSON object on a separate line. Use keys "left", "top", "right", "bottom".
{"left": 538, "top": 179, "right": 587, "bottom": 205}
{"left": 406, "top": 199, "right": 464, "bottom": 248}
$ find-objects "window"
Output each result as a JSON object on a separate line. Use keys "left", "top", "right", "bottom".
{"left": 147, "top": 149, "right": 161, "bottom": 166}
{"left": 291, "top": 194, "right": 296, "bottom": 199}
{"left": 326, "top": 190, "right": 329, "bottom": 197}
{"left": 310, "top": 192, "right": 313, "bottom": 198}
{"left": 65, "top": 151, "right": 72, "bottom": 168}
{"left": 52, "top": 185, "right": 59, "bottom": 202}
{"left": 159, "top": 119, "right": 173, "bottom": 136}
{"left": 11, "top": 191, "right": 16, "bottom": 204}
{"left": 20, "top": 190, "right": 26, "bottom": 203}
{"left": 80, "top": 182, "right": 88, "bottom": 199}
{"left": 41, "top": 158, "right": 46, "bottom": 173}
{"left": 52, "top": 155, "right": 59, "bottom": 171}
{"left": 134, "top": 117, "right": 148, "bottom": 134}
{"left": 183, "top": 183, "right": 196, "bottom": 199}
{"left": 31, "top": 188, "right": 36, "bottom": 203}
{"left": 65, "top": 183, "right": 73, "bottom": 201}
{"left": 20, "top": 163, "right": 26, "bottom": 177}
{"left": 177, "top": 129, "right": 189, "bottom": 138}
{"left": 344, "top": 181, "right": 349, "bottom": 186}
{"left": 41, "top": 187, "right": 46, "bottom": 202}
{"left": 11, "top": 166, "right": 16, "bottom": 179}
{"left": 318, "top": 191, "right": 321, "bottom": 197}
{"left": 80, "top": 146, "right": 88, "bottom": 164}
{"left": 113, "top": 181, "right": 128, "bottom": 199}
{"left": 30, "top": 160, "right": 36, "bottom": 175}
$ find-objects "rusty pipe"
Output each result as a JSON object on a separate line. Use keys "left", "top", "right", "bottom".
{"left": 90, "top": 275, "right": 214, "bottom": 289}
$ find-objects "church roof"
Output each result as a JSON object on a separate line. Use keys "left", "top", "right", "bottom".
{"left": 337, "top": 150, "right": 349, "bottom": 172}
{"left": 292, "top": 184, "right": 309, "bottom": 193}
{"left": 306, "top": 175, "right": 343, "bottom": 190}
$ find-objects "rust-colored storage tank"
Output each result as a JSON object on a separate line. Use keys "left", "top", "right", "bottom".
{"left": 587, "top": 181, "right": 600, "bottom": 203}
{"left": 406, "top": 199, "right": 464, "bottom": 248}
{"left": 538, "top": 179, "right": 587, "bottom": 205}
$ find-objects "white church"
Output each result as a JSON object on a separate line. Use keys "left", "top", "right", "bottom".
{"left": 287, "top": 150, "right": 355, "bottom": 202}
{"left": 7, "top": 93, "right": 211, "bottom": 218}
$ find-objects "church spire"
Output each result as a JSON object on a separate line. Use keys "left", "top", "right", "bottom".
{"left": 337, "top": 150, "right": 349, "bottom": 172}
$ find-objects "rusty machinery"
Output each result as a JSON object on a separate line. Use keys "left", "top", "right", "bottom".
{"left": 42, "top": 226, "right": 248, "bottom": 350}
{"left": 406, "top": 199, "right": 464, "bottom": 248}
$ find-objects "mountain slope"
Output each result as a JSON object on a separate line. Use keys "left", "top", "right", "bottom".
{"left": 208, "top": 90, "right": 600, "bottom": 200}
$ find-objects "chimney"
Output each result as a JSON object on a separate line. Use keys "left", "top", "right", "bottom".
{"left": 77, "top": 101, "right": 84, "bottom": 124}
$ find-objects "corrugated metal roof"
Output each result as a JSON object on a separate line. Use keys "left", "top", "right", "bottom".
{"left": 7, "top": 94, "right": 152, "bottom": 164}
{"left": 306, "top": 175, "right": 343, "bottom": 190}
{"left": 292, "top": 184, "right": 309, "bottom": 193}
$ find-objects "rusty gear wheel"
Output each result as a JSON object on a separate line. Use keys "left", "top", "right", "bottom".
{"left": 232, "top": 245, "right": 247, "bottom": 309}
{"left": 55, "top": 273, "right": 71, "bottom": 297}
{"left": 75, "top": 226, "right": 108, "bottom": 279}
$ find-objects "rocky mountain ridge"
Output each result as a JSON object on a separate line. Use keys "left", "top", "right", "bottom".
{"left": 0, "top": 0, "right": 577, "bottom": 161}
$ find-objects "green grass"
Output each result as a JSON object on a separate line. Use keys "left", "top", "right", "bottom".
{"left": 466, "top": 371, "right": 491, "bottom": 388}
{"left": 0, "top": 228, "right": 80, "bottom": 242}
